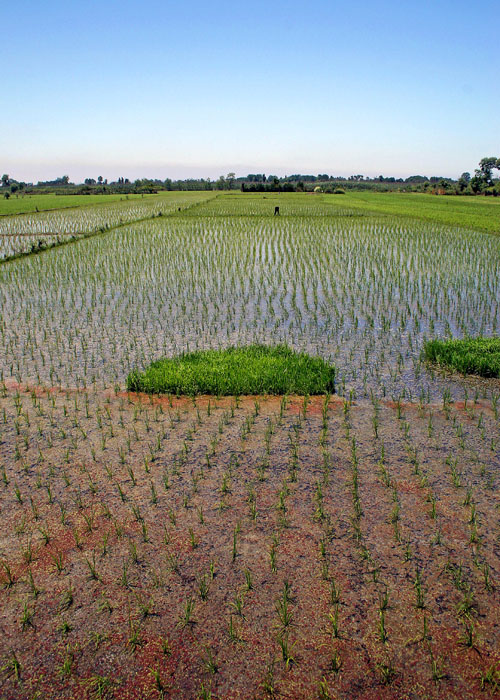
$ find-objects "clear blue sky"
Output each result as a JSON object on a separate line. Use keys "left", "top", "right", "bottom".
{"left": 3, "top": 0, "right": 499, "bottom": 182}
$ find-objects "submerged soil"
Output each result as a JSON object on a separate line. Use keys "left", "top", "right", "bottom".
{"left": 0, "top": 385, "right": 499, "bottom": 699}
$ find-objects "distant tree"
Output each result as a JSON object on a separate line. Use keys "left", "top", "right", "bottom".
{"left": 470, "top": 175, "right": 485, "bottom": 193}
{"left": 1, "top": 173, "right": 10, "bottom": 187}
{"left": 405, "top": 175, "right": 428, "bottom": 183}
{"left": 98, "top": 176, "right": 103, "bottom": 185}
{"left": 437, "top": 178, "right": 451, "bottom": 191}
{"left": 226, "top": 172, "right": 236, "bottom": 190}
{"left": 215, "top": 176, "right": 226, "bottom": 190}
{"left": 457, "top": 172, "right": 471, "bottom": 192}
{"left": 476, "top": 157, "right": 498, "bottom": 186}
{"left": 3, "top": 191, "right": 10, "bottom": 199}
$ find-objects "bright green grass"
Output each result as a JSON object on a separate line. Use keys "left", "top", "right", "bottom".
{"left": 331, "top": 192, "right": 500, "bottom": 234}
{"left": 0, "top": 192, "right": 167, "bottom": 216}
{"left": 127, "top": 345, "right": 336, "bottom": 395}
{"left": 424, "top": 337, "right": 500, "bottom": 378}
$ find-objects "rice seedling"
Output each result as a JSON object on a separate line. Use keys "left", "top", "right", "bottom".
{"left": 20, "top": 601, "right": 35, "bottom": 631}
{"left": 479, "top": 664, "right": 500, "bottom": 692}
{"left": 178, "top": 596, "right": 196, "bottom": 629}
{"left": 1, "top": 651, "right": 21, "bottom": 682}
{"left": 413, "top": 568, "right": 426, "bottom": 609}
{"left": 85, "top": 552, "right": 100, "bottom": 581}
{"left": 201, "top": 646, "right": 218, "bottom": 674}
{"left": 277, "top": 633, "right": 297, "bottom": 669}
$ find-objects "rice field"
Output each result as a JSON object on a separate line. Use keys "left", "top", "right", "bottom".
{"left": 0, "top": 192, "right": 213, "bottom": 261}
{"left": 1, "top": 195, "right": 499, "bottom": 400}
{"left": 1, "top": 193, "right": 499, "bottom": 699}
{"left": 0, "top": 193, "right": 164, "bottom": 217}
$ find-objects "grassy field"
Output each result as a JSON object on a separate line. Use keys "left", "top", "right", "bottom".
{"left": 0, "top": 193, "right": 499, "bottom": 699}
{"left": 331, "top": 191, "right": 500, "bottom": 235}
{"left": 0, "top": 193, "right": 165, "bottom": 216}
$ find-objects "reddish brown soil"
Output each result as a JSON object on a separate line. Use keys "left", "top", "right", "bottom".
{"left": 0, "top": 386, "right": 499, "bottom": 699}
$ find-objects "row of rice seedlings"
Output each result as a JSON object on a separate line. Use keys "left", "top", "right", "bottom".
{"left": 371, "top": 399, "right": 473, "bottom": 685}
{"left": 1, "top": 212, "right": 499, "bottom": 398}
{"left": 185, "top": 193, "right": 360, "bottom": 218}
{"left": 0, "top": 191, "right": 214, "bottom": 261}
{"left": 0, "top": 191, "right": 213, "bottom": 238}
{"left": 393, "top": 399, "right": 500, "bottom": 676}
{"left": 0, "top": 390, "right": 253, "bottom": 693}
{"left": 2, "top": 388, "right": 499, "bottom": 695}
{"left": 442, "top": 405, "right": 498, "bottom": 595}
{"left": 0, "top": 389, "right": 204, "bottom": 590}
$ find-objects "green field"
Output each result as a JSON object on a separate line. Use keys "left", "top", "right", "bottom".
{"left": 0, "top": 191, "right": 171, "bottom": 216}
{"left": 328, "top": 191, "right": 500, "bottom": 234}
{"left": 2, "top": 190, "right": 499, "bottom": 235}
{"left": 0, "top": 191, "right": 214, "bottom": 261}
{"left": 181, "top": 191, "right": 500, "bottom": 235}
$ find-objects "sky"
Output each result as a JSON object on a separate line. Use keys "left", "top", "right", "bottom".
{"left": 2, "top": 0, "right": 499, "bottom": 183}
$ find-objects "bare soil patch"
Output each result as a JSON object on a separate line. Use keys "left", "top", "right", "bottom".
{"left": 0, "top": 386, "right": 499, "bottom": 698}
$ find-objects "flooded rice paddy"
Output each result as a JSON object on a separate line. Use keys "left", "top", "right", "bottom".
{"left": 1, "top": 195, "right": 499, "bottom": 401}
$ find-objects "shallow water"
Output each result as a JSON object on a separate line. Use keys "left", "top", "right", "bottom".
{"left": 0, "top": 212, "right": 499, "bottom": 401}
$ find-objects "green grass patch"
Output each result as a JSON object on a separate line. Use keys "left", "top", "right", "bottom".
{"left": 127, "top": 345, "right": 335, "bottom": 395}
{"left": 424, "top": 337, "right": 500, "bottom": 378}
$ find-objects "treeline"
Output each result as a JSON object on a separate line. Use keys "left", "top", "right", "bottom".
{"left": 2, "top": 157, "right": 499, "bottom": 198}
